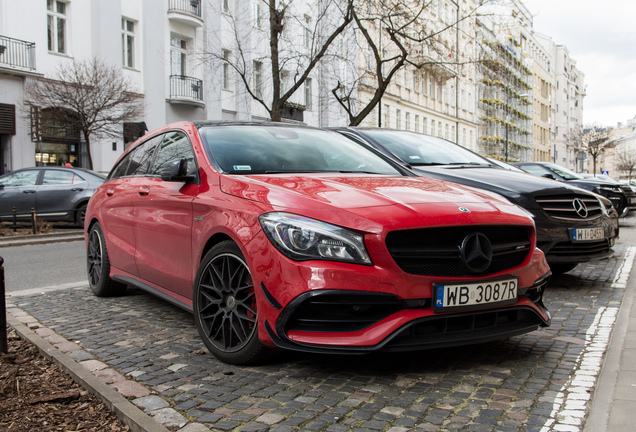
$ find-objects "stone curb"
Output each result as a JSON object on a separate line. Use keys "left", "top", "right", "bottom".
{"left": 6, "top": 313, "right": 171, "bottom": 432}
{"left": 0, "top": 232, "right": 84, "bottom": 247}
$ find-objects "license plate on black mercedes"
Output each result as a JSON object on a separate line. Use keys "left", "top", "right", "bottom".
{"left": 433, "top": 278, "right": 518, "bottom": 312}
{"left": 571, "top": 227, "right": 604, "bottom": 242}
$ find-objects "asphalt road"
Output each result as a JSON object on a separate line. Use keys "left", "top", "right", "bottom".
{"left": 1, "top": 240, "right": 87, "bottom": 293}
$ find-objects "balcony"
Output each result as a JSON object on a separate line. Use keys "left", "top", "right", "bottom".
{"left": 168, "top": 75, "right": 204, "bottom": 106}
{"left": 168, "top": 0, "right": 203, "bottom": 27}
{"left": 0, "top": 35, "right": 36, "bottom": 72}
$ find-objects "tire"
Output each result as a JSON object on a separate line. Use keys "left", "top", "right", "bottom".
{"left": 193, "top": 241, "right": 272, "bottom": 365}
{"left": 550, "top": 263, "right": 578, "bottom": 274}
{"left": 75, "top": 203, "right": 87, "bottom": 228}
{"left": 86, "top": 223, "right": 127, "bottom": 296}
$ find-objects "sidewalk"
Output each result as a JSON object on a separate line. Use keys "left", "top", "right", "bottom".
{"left": 4, "top": 220, "right": 636, "bottom": 431}
{"left": 585, "top": 219, "right": 636, "bottom": 431}
{"left": 0, "top": 230, "right": 84, "bottom": 247}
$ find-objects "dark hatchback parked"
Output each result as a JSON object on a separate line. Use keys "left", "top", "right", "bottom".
{"left": 515, "top": 162, "right": 635, "bottom": 217}
{"left": 334, "top": 128, "right": 619, "bottom": 274}
{"left": 0, "top": 166, "right": 105, "bottom": 227}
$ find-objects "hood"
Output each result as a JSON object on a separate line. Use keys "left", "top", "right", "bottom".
{"left": 220, "top": 173, "right": 510, "bottom": 209}
{"left": 412, "top": 165, "right": 584, "bottom": 199}
{"left": 219, "top": 174, "right": 532, "bottom": 233}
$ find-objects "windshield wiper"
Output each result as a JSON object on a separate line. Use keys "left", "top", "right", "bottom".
{"left": 409, "top": 162, "right": 448, "bottom": 166}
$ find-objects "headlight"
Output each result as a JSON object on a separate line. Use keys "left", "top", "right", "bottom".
{"left": 259, "top": 212, "right": 372, "bottom": 265}
{"left": 600, "top": 186, "right": 621, "bottom": 193}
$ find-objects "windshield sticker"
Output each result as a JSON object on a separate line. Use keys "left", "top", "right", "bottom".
{"left": 233, "top": 165, "right": 252, "bottom": 171}
{"left": 408, "top": 156, "right": 421, "bottom": 159}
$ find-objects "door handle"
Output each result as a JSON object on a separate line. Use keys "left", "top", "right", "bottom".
{"left": 106, "top": 189, "right": 115, "bottom": 196}
{"left": 22, "top": 190, "right": 36, "bottom": 194}
{"left": 71, "top": 188, "right": 84, "bottom": 192}
{"left": 138, "top": 186, "right": 150, "bottom": 196}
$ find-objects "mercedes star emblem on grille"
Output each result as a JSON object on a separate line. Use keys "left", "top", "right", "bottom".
{"left": 460, "top": 232, "right": 493, "bottom": 274}
{"left": 572, "top": 198, "right": 588, "bottom": 218}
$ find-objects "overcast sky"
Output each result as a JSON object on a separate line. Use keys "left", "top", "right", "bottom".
{"left": 522, "top": 0, "right": 636, "bottom": 128}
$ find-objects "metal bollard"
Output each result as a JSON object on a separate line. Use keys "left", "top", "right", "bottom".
{"left": 31, "top": 208, "right": 36, "bottom": 234}
{"left": 12, "top": 207, "right": 17, "bottom": 233}
{"left": 0, "top": 257, "right": 6, "bottom": 354}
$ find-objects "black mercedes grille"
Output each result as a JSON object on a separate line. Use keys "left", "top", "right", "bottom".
{"left": 548, "top": 240, "right": 611, "bottom": 257}
{"left": 385, "top": 226, "right": 531, "bottom": 277}
{"left": 535, "top": 194, "right": 602, "bottom": 221}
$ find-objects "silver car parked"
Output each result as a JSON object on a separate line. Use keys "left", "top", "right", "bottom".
{"left": 0, "top": 167, "right": 105, "bottom": 227}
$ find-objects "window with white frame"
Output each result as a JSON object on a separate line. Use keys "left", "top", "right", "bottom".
{"left": 413, "top": 71, "right": 419, "bottom": 93}
{"left": 396, "top": 109, "right": 401, "bottom": 129}
{"left": 423, "top": 117, "right": 428, "bottom": 134}
{"left": 430, "top": 119, "right": 435, "bottom": 136}
{"left": 415, "top": 115, "right": 419, "bottom": 132}
{"left": 253, "top": 61, "right": 263, "bottom": 98}
{"left": 47, "top": 0, "right": 67, "bottom": 54}
{"left": 170, "top": 36, "right": 187, "bottom": 76}
{"left": 254, "top": 1, "right": 262, "bottom": 28}
{"left": 222, "top": 49, "right": 232, "bottom": 90}
{"left": 122, "top": 18, "right": 135, "bottom": 68}
{"left": 304, "top": 15, "right": 312, "bottom": 49}
{"left": 405, "top": 112, "right": 410, "bottom": 131}
{"left": 305, "top": 78, "right": 312, "bottom": 110}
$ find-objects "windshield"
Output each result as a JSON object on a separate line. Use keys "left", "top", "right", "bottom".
{"left": 360, "top": 130, "right": 489, "bottom": 166}
{"left": 200, "top": 125, "right": 403, "bottom": 175}
{"left": 544, "top": 163, "right": 583, "bottom": 180}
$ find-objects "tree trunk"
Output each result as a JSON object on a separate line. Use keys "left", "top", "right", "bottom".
{"left": 83, "top": 130, "right": 93, "bottom": 170}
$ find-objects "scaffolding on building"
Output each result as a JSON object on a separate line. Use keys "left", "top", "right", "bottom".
{"left": 477, "top": 31, "right": 532, "bottom": 162}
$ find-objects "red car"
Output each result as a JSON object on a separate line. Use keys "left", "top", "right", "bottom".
{"left": 85, "top": 122, "right": 551, "bottom": 365}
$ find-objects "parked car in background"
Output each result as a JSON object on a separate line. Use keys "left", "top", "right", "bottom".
{"left": 515, "top": 162, "right": 634, "bottom": 217}
{"left": 0, "top": 166, "right": 106, "bottom": 227}
{"left": 333, "top": 128, "right": 619, "bottom": 274}
{"left": 86, "top": 122, "right": 552, "bottom": 365}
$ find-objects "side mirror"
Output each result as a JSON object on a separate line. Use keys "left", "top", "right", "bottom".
{"left": 541, "top": 173, "right": 556, "bottom": 180}
{"left": 160, "top": 158, "right": 196, "bottom": 183}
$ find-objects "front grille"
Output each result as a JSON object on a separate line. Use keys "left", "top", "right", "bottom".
{"left": 386, "top": 226, "right": 531, "bottom": 277}
{"left": 383, "top": 308, "right": 545, "bottom": 351}
{"left": 286, "top": 293, "right": 402, "bottom": 333}
{"left": 535, "top": 194, "right": 602, "bottom": 221}
{"left": 548, "top": 240, "right": 610, "bottom": 257}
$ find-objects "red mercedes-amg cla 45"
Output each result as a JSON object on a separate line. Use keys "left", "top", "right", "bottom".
{"left": 85, "top": 122, "right": 551, "bottom": 365}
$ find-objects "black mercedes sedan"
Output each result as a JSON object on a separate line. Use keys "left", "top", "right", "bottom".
{"left": 333, "top": 128, "right": 619, "bottom": 274}
{"left": 515, "top": 162, "right": 634, "bottom": 217}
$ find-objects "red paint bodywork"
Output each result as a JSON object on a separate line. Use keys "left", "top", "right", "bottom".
{"left": 86, "top": 122, "right": 551, "bottom": 352}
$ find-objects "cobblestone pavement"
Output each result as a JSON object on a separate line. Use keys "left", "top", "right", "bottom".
{"left": 7, "top": 222, "right": 636, "bottom": 432}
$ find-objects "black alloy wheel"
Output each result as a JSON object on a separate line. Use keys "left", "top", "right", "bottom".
{"left": 86, "top": 223, "right": 126, "bottom": 296}
{"left": 194, "top": 241, "right": 271, "bottom": 365}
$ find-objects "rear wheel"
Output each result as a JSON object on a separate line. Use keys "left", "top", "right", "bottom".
{"left": 193, "top": 241, "right": 271, "bottom": 365}
{"left": 86, "top": 223, "right": 127, "bottom": 296}
{"left": 75, "top": 204, "right": 87, "bottom": 228}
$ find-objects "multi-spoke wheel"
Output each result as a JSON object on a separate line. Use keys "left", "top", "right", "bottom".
{"left": 194, "top": 241, "right": 271, "bottom": 365}
{"left": 76, "top": 204, "right": 87, "bottom": 228}
{"left": 86, "top": 223, "right": 126, "bottom": 297}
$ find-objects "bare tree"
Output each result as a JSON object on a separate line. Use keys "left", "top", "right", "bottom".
{"left": 574, "top": 127, "right": 611, "bottom": 175}
{"left": 332, "top": 0, "right": 484, "bottom": 126}
{"left": 205, "top": 0, "right": 354, "bottom": 122}
{"left": 24, "top": 58, "right": 144, "bottom": 169}
{"left": 616, "top": 144, "right": 636, "bottom": 181}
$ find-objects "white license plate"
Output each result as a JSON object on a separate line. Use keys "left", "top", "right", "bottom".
{"left": 571, "top": 227, "right": 604, "bottom": 242}
{"left": 434, "top": 278, "right": 518, "bottom": 312}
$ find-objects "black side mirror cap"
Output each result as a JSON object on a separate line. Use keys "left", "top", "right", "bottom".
{"left": 541, "top": 173, "right": 556, "bottom": 180}
{"left": 160, "top": 158, "right": 196, "bottom": 183}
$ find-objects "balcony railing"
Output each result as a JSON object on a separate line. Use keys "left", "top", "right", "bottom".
{"left": 0, "top": 35, "right": 36, "bottom": 71}
{"left": 169, "top": 75, "right": 204, "bottom": 103}
{"left": 168, "top": 0, "right": 202, "bottom": 18}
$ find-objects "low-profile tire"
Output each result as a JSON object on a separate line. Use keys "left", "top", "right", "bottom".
{"left": 550, "top": 263, "right": 578, "bottom": 274}
{"left": 75, "top": 203, "right": 87, "bottom": 228}
{"left": 86, "top": 223, "right": 127, "bottom": 296}
{"left": 193, "top": 240, "right": 272, "bottom": 365}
